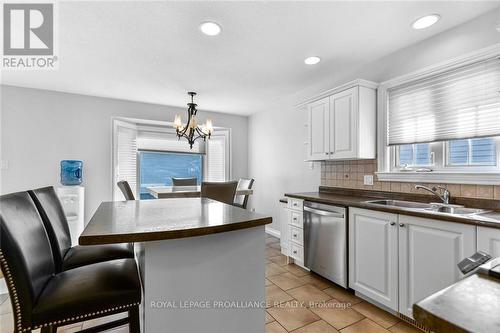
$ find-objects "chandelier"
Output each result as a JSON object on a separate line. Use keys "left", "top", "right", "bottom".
{"left": 173, "top": 92, "right": 213, "bottom": 149}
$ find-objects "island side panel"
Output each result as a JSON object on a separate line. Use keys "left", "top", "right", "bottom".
{"left": 142, "top": 226, "right": 266, "bottom": 333}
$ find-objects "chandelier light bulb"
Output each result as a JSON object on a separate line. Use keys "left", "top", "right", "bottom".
{"left": 189, "top": 116, "right": 197, "bottom": 129}
{"left": 205, "top": 119, "right": 213, "bottom": 134}
{"left": 174, "top": 114, "right": 183, "bottom": 129}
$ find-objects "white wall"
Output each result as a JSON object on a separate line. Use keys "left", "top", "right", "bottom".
{"left": 248, "top": 106, "right": 321, "bottom": 232}
{"left": 0, "top": 86, "right": 249, "bottom": 221}
{"left": 249, "top": 8, "right": 500, "bottom": 234}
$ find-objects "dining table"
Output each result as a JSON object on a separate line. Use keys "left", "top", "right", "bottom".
{"left": 79, "top": 197, "right": 271, "bottom": 333}
{"left": 147, "top": 185, "right": 253, "bottom": 199}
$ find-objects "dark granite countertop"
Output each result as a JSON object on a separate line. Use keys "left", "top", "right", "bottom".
{"left": 413, "top": 273, "right": 500, "bottom": 333}
{"left": 80, "top": 197, "right": 272, "bottom": 245}
{"left": 284, "top": 188, "right": 500, "bottom": 229}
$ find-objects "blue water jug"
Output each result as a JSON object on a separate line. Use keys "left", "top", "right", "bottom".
{"left": 60, "top": 160, "right": 83, "bottom": 186}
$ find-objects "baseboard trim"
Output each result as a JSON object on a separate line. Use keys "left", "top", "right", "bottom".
{"left": 265, "top": 227, "right": 280, "bottom": 239}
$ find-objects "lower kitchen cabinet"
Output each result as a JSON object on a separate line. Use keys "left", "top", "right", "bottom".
{"left": 281, "top": 198, "right": 305, "bottom": 265}
{"left": 398, "top": 215, "right": 476, "bottom": 318}
{"left": 349, "top": 208, "right": 399, "bottom": 311}
{"left": 349, "top": 208, "right": 477, "bottom": 317}
{"left": 477, "top": 226, "right": 500, "bottom": 257}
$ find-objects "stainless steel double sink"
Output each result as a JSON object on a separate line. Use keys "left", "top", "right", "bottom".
{"left": 364, "top": 199, "right": 488, "bottom": 217}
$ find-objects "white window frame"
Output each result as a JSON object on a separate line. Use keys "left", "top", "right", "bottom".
{"left": 112, "top": 119, "right": 138, "bottom": 200}
{"left": 204, "top": 128, "right": 232, "bottom": 181}
{"left": 377, "top": 43, "right": 500, "bottom": 185}
{"left": 445, "top": 137, "right": 500, "bottom": 167}
{"left": 395, "top": 144, "right": 434, "bottom": 168}
{"left": 111, "top": 117, "right": 232, "bottom": 197}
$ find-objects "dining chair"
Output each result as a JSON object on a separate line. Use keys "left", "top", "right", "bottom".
{"left": 172, "top": 177, "right": 198, "bottom": 186}
{"left": 117, "top": 180, "right": 135, "bottom": 200}
{"left": 0, "top": 191, "right": 141, "bottom": 333}
{"left": 201, "top": 181, "right": 238, "bottom": 205}
{"left": 29, "top": 186, "right": 134, "bottom": 272}
{"left": 233, "top": 178, "right": 254, "bottom": 209}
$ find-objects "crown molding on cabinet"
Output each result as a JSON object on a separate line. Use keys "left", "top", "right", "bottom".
{"left": 295, "top": 79, "right": 379, "bottom": 108}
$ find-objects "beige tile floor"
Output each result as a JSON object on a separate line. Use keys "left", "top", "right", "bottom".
{"left": 0, "top": 235, "right": 423, "bottom": 333}
{"left": 264, "top": 234, "right": 423, "bottom": 333}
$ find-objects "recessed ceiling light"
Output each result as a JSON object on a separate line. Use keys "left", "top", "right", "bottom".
{"left": 412, "top": 14, "right": 440, "bottom": 30}
{"left": 200, "top": 22, "right": 221, "bottom": 36}
{"left": 304, "top": 56, "right": 321, "bottom": 65}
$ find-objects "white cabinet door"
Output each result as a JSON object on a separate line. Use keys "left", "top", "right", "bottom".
{"left": 398, "top": 215, "right": 476, "bottom": 318}
{"left": 349, "top": 208, "right": 399, "bottom": 311}
{"left": 329, "top": 87, "right": 358, "bottom": 159}
{"left": 307, "top": 97, "right": 330, "bottom": 160}
{"left": 477, "top": 226, "right": 500, "bottom": 257}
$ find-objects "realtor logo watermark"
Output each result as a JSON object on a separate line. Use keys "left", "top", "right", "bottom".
{"left": 2, "top": 2, "right": 58, "bottom": 69}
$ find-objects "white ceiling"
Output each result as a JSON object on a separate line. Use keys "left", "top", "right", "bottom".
{"left": 2, "top": 1, "right": 499, "bottom": 115}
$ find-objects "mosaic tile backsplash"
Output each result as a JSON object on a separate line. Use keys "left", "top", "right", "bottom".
{"left": 321, "top": 159, "right": 500, "bottom": 200}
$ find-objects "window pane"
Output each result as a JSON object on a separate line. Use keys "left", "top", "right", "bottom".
{"left": 449, "top": 140, "right": 468, "bottom": 165}
{"left": 399, "top": 145, "right": 413, "bottom": 166}
{"left": 471, "top": 138, "right": 496, "bottom": 165}
{"left": 139, "top": 152, "right": 203, "bottom": 199}
{"left": 414, "top": 144, "right": 431, "bottom": 165}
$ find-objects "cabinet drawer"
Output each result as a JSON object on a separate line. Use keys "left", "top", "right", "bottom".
{"left": 288, "top": 198, "right": 303, "bottom": 211}
{"left": 289, "top": 225, "right": 304, "bottom": 246}
{"left": 290, "top": 243, "right": 304, "bottom": 262}
{"left": 289, "top": 211, "right": 303, "bottom": 228}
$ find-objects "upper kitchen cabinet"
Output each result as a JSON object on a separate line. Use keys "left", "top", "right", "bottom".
{"left": 304, "top": 80, "right": 377, "bottom": 161}
{"left": 307, "top": 97, "right": 330, "bottom": 160}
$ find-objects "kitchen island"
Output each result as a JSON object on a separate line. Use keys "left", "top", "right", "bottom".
{"left": 80, "top": 198, "right": 271, "bottom": 333}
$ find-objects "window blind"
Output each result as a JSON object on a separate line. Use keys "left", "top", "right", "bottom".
{"left": 115, "top": 125, "right": 138, "bottom": 200}
{"left": 387, "top": 57, "right": 500, "bottom": 145}
{"left": 206, "top": 135, "right": 227, "bottom": 181}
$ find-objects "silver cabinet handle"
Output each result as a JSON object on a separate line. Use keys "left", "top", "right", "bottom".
{"left": 293, "top": 233, "right": 298, "bottom": 238}
{"left": 390, "top": 222, "right": 396, "bottom": 226}
{"left": 293, "top": 250, "right": 298, "bottom": 254}
{"left": 293, "top": 217, "right": 298, "bottom": 221}
{"left": 303, "top": 206, "right": 344, "bottom": 218}
{"left": 399, "top": 223, "right": 405, "bottom": 227}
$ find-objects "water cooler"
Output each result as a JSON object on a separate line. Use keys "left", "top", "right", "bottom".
{"left": 56, "top": 186, "right": 85, "bottom": 246}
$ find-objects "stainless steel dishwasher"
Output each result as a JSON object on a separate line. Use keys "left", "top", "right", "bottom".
{"left": 303, "top": 201, "right": 347, "bottom": 288}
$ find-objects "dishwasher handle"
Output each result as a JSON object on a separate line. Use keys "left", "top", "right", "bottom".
{"left": 303, "top": 206, "right": 344, "bottom": 218}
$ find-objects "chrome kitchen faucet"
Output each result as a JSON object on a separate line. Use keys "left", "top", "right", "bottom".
{"left": 415, "top": 185, "right": 451, "bottom": 204}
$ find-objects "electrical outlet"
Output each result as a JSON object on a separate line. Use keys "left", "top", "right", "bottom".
{"left": 364, "top": 175, "right": 374, "bottom": 186}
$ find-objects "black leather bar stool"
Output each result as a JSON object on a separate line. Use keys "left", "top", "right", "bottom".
{"left": 201, "top": 181, "right": 238, "bottom": 205}
{"left": 117, "top": 180, "right": 135, "bottom": 200}
{"left": 172, "top": 177, "right": 198, "bottom": 186}
{"left": 0, "top": 191, "right": 141, "bottom": 333}
{"left": 233, "top": 178, "right": 254, "bottom": 209}
{"left": 29, "top": 186, "right": 134, "bottom": 272}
